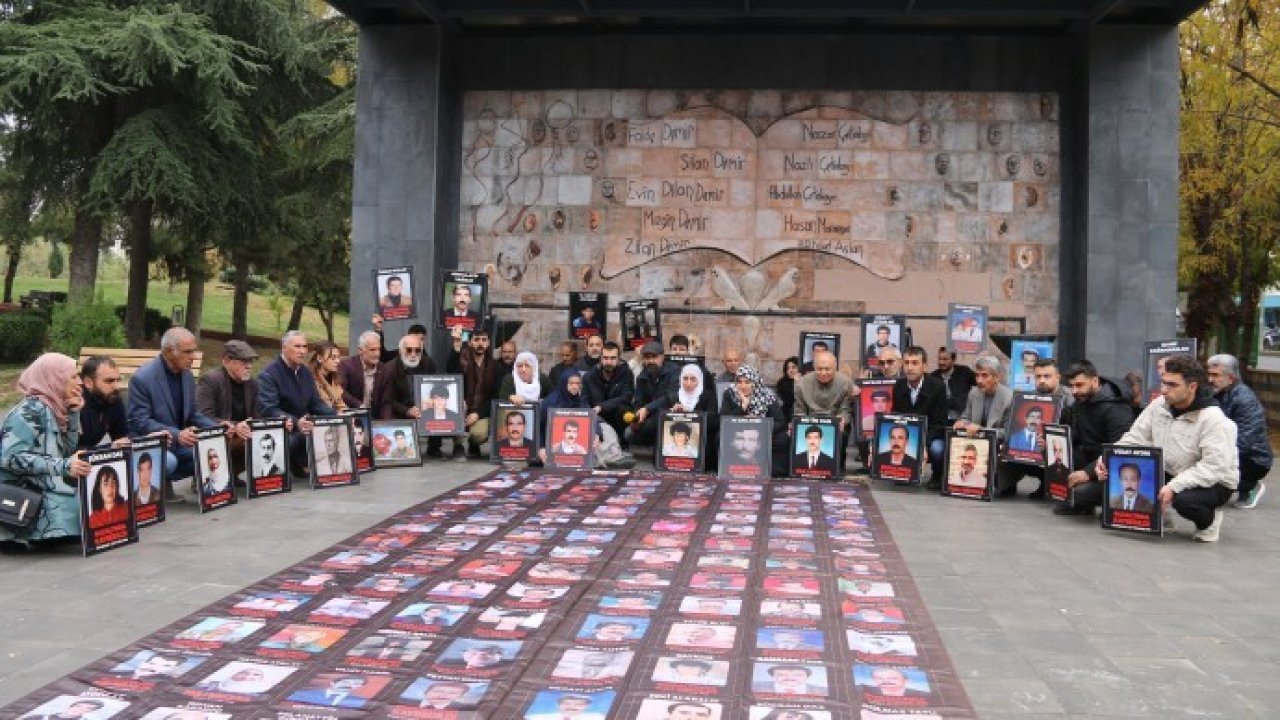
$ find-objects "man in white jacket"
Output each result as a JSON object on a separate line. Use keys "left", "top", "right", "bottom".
{"left": 1099, "top": 354, "right": 1237, "bottom": 542}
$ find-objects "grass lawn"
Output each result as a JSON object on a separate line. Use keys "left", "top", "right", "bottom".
{"left": 8, "top": 276, "right": 349, "bottom": 344}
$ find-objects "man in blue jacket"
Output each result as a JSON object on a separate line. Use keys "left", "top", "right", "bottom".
{"left": 258, "top": 330, "right": 336, "bottom": 474}
{"left": 127, "top": 328, "right": 218, "bottom": 488}
{"left": 1208, "top": 354, "right": 1273, "bottom": 508}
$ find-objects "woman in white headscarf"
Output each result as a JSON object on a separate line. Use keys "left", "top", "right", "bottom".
{"left": 656, "top": 362, "right": 721, "bottom": 465}
{"left": 497, "top": 351, "right": 550, "bottom": 406}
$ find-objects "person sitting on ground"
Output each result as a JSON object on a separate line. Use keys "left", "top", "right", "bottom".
{"left": 127, "top": 328, "right": 218, "bottom": 487}
{"left": 0, "top": 353, "right": 92, "bottom": 546}
{"left": 378, "top": 333, "right": 446, "bottom": 457}
{"left": 497, "top": 351, "right": 550, "bottom": 407}
{"left": 931, "top": 348, "right": 976, "bottom": 424}
{"left": 258, "top": 331, "right": 335, "bottom": 475}
{"left": 583, "top": 341, "right": 635, "bottom": 444}
{"left": 661, "top": 363, "right": 720, "bottom": 427}
{"left": 720, "top": 365, "right": 788, "bottom": 476}
{"left": 793, "top": 350, "right": 854, "bottom": 449}
{"left": 548, "top": 341, "right": 580, "bottom": 389}
{"left": 308, "top": 341, "right": 347, "bottom": 413}
{"left": 775, "top": 356, "right": 800, "bottom": 419}
{"left": 1053, "top": 360, "right": 1137, "bottom": 516}
{"left": 954, "top": 354, "right": 1013, "bottom": 439}
{"left": 448, "top": 325, "right": 498, "bottom": 458}
{"left": 338, "top": 331, "right": 383, "bottom": 412}
{"left": 370, "top": 314, "right": 427, "bottom": 364}
{"left": 998, "top": 358, "right": 1073, "bottom": 499}
{"left": 717, "top": 347, "right": 743, "bottom": 382}
{"left": 494, "top": 340, "right": 519, "bottom": 391}
{"left": 892, "top": 346, "right": 949, "bottom": 488}
{"left": 195, "top": 340, "right": 260, "bottom": 482}
{"left": 576, "top": 334, "right": 604, "bottom": 372}
{"left": 627, "top": 340, "right": 679, "bottom": 446}
{"left": 541, "top": 369, "right": 634, "bottom": 468}
{"left": 1098, "top": 354, "right": 1237, "bottom": 542}
{"left": 1207, "top": 353, "right": 1272, "bottom": 509}
{"left": 76, "top": 355, "right": 128, "bottom": 451}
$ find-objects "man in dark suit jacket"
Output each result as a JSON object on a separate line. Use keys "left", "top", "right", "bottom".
{"left": 931, "top": 349, "right": 977, "bottom": 422}
{"left": 1109, "top": 462, "right": 1155, "bottom": 512}
{"left": 127, "top": 328, "right": 218, "bottom": 483}
{"left": 258, "top": 331, "right": 336, "bottom": 474}
{"left": 338, "top": 330, "right": 391, "bottom": 414}
{"left": 892, "top": 346, "right": 949, "bottom": 488}
{"left": 792, "top": 424, "right": 838, "bottom": 475}
{"left": 196, "top": 340, "right": 261, "bottom": 480}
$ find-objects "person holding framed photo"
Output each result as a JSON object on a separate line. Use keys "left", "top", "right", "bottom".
{"left": 720, "top": 365, "right": 788, "bottom": 476}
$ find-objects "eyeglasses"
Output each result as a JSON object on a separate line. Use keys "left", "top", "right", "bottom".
{"left": 404, "top": 348, "right": 423, "bottom": 355}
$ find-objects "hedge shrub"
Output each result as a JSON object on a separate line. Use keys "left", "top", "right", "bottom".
{"left": 50, "top": 299, "right": 125, "bottom": 357}
{"left": 0, "top": 312, "right": 48, "bottom": 364}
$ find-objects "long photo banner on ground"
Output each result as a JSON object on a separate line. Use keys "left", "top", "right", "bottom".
{"left": 3, "top": 469, "right": 975, "bottom": 719}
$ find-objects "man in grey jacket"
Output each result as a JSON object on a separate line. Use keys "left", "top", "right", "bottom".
{"left": 954, "top": 355, "right": 1014, "bottom": 438}
{"left": 1104, "top": 354, "right": 1237, "bottom": 542}
{"left": 1207, "top": 354, "right": 1273, "bottom": 509}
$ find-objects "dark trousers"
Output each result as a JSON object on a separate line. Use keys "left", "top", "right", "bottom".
{"left": 1172, "top": 483, "right": 1233, "bottom": 530}
{"left": 998, "top": 463, "right": 1045, "bottom": 493}
{"left": 625, "top": 413, "right": 660, "bottom": 446}
{"left": 1238, "top": 457, "right": 1270, "bottom": 499}
{"left": 1068, "top": 478, "right": 1104, "bottom": 510}
{"left": 288, "top": 432, "right": 309, "bottom": 470}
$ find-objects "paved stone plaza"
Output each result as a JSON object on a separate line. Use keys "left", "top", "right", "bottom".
{"left": 1, "top": 464, "right": 1276, "bottom": 718}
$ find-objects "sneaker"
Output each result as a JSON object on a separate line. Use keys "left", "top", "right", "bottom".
{"left": 1236, "top": 482, "right": 1266, "bottom": 509}
{"left": 1191, "top": 508, "right": 1225, "bottom": 542}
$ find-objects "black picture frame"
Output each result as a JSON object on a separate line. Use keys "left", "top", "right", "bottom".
{"left": 799, "top": 331, "right": 841, "bottom": 372}
{"left": 790, "top": 415, "right": 841, "bottom": 480}
{"left": 941, "top": 428, "right": 997, "bottom": 501}
{"left": 857, "top": 378, "right": 896, "bottom": 440}
{"left": 80, "top": 446, "right": 138, "bottom": 556}
{"left": 1003, "top": 392, "right": 1060, "bottom": 466}
{"left": 870, "top": 412, "right": 926, "bottom": 485}
{"left": 1044, "top": 424, "right": 1073, "bottom": 502}
{"left": 619, "top": 298, "right": 661, "bottom": 351}
{"left": 342, "top": 408, "right": 376, "bottom": 474}
{"left": 545, "top": 408, "right": 597, "bottom": 470}
{"left": 246, "top": 418, "right": 291, "bottom": 497}
{"left": 861, "top": 314, "right": 906, "bottom": 372}
{"left": 130, "top": 435, "right": 167, "bottom": 528}
{"left": 718, "top": 416, "right": 772, "bottom": 480}
{"left": 415, "top": 374, "right": 466, "bottom": 437}
{"left": 308, "top": 416, "right": 359, "bottom": 489}
{"left": 656, "top": 410, "right": 706, "bottom": 472}
{"left": 569, "top": 291, "right": 608, "bottom": 341}
{"left": 490, "top": 401, "right": 539, "bottom": 464}
{"left": 194, "top": 426, "right": 236, "bottom": 513}
{"left": 1100, "top": 445, "right": 1165, "bottom": 535}
{"left": 947, "top": 302, "right": 988, "bottom": 355}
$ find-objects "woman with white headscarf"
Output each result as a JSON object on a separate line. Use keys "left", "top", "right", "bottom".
{"left": 654, "top": 362, "right": 721, "bottom": 466}
{"left": 497, "top": 351, "right": 550, "bottom": 406}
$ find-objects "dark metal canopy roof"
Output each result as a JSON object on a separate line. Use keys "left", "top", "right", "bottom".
{"left": 326, "top": 0, "right": 1207, "bottom": 31}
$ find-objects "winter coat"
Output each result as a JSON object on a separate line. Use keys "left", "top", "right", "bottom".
{"left": 0, "top": 398, "right": 83, "bottom": 542}
{"left": 1119, "top": 392, "right": 1239, "bottom": 492}
{"left": 1060, "top": 377, "right": 1134, "bottom": 470}
{"left": 1215, "top": 381, "right": 1274, "bottom": 469}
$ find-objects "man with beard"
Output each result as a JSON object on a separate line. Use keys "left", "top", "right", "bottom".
{"left": 492, "top": 340, "right": 519, "bottom": 399}
{"left": 379, "top": 333, "right": 448, "bottom": 457}
{"left": 258, "top": 331, "right": 336, "bottom": 475}
{"left": 196, "top": 340, "right": 260, "bottom": 481}
{"left": 1054, "top": 360, "right": 1140, "bottom": 516}
{"left": 576, "top": 333, "right": 605, "bottom": 372}
{"left": 584, "top": 341, "right": 635, "bottom": 442}
{"left": 931, "top": 348, "right": 976, "bottom": 423}
{"left": 950, "top": 443, "right": 987, "bottom": 488}
{"left": 892, "top": 346, "right": 948, "bottom": 487}
{"left": 77, "top": 356, "right": 129, "bottom": 450}
{"left": 449, "top": 325, "right": 498, "bottom": 458}
{"left": 627, "top": 341, "right": 679, "bottom": 446}
{"left": 370, "top": 313, "right": 428, "bottom": 363}
{"left": 999, "top": 358, "right": 1073, "bottom": 498}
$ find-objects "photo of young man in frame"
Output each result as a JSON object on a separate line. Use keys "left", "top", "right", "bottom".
{"left": 375, "top": 266, "right": 415, "bottom": 321}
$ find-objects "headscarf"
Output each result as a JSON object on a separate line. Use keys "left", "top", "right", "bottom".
{"left": 512, "top": 351, "right": 541, "bottom": 402}
{"left": 736, "top": 365, "right": 779, "bottom": 418}
{"left": 17, "top": 352, "right": 78, "bottom": 431}
{"left": 677, "top": 363, "right": 704, "bottom": 410}
{"left": 545, "top": 369, "right": 588, "bottom": 411}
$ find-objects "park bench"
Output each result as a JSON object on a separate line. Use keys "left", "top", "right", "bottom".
{"left": 78, "top": 347, "right": 204, "bottom": 385}
{"left": 18, "top": 290, "right": 68, "bottom": 310}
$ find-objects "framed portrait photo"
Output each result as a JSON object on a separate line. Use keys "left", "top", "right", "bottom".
{"left": 1004, "top": 392, "right": 1060, "bottom": 465}
{"left": 440, "top": 269, "right": 487, "bottom": 331}
{"left": 80, "top": 446, "right": 138, "bottom": 556}
{"left": 861, "top": 314, "right": 906, "bottom": 372}
{"left": 718, "top": 416, "right": 772, "bottom": 480}
{"left": 799, "top": 331, "right": 841, "bottom": 373}
{"left": 569, "top": 291, "right": 608, "bottom": 340}
{"left": 1044, "top": 424, "right": 1073, "bottom": 502}
{"left": 790, "top": 415, "right": 841, "bottom": 480}
{"left": 246, "top": 418, "right": 290, "bottom": 497}
{"left": 415, "top": 374, "right": 466, "bottom": 437}
{"left": 1101, "top": 445, "right": 1165, "bottom": 534}
{"left": 308, "top": 415, "right": 358, "bottom": 489}
{"left": 619, "top": 298, "right": 661, "bottom": 351}
{"left": 342, "top": 408, "right": 375, "bottom": 474}
{"left": 942, "top": 428, "right": 997, "bottom": 501}
{"left": 657, "top": 411, "right": 705, "bottom": 472}
{"left": 374, "top": 265, "right": 416, "bottom": 321}
{"left": 194, "top": 426, "right": 236, "bottom": 513}
{"left": 857, "top": 378, "right": 896, "bottom": 440}
{"left": 490, "top": 402, "right": 538, "bottom": 464}
{"left": 947, "top": 302, "right": 988, "bottom": 355}
{"left": 1007, "top": 336, "right": 1056, "bottom": 392}
{"left": 371, "top": 421, "right": 422, "bottom": 467}
{"left": 546, "top": 408, "right": 597, "bottom": 469}
{"left": 130, "top": 435, "right": 167, "bottom": 527}
{"left": 870, "top": 413, "right": 926, "bottom": 485}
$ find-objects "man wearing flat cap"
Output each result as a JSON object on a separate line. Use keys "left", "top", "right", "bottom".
{"left": 196, "top": 339, "right": 261, "bottom": 481}
{"left": 626, "top": 340, "right": 680, "bottom": 446}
